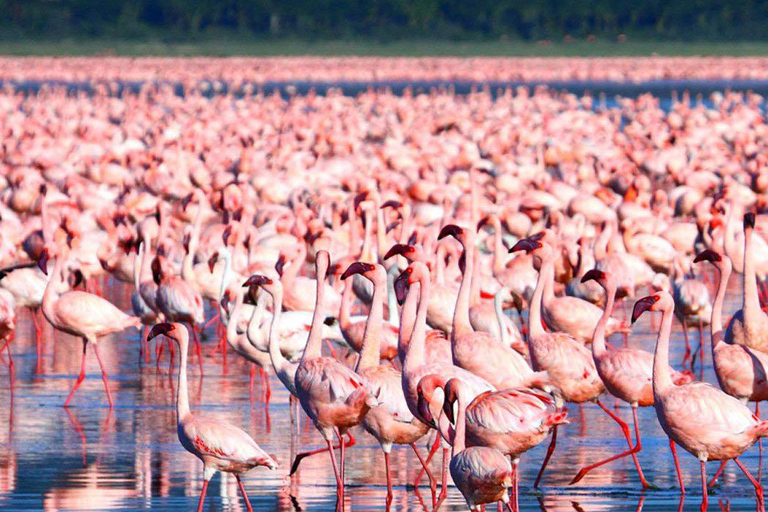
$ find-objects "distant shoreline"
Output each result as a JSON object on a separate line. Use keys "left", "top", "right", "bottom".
{"left": 4, "top": 39, "right": 768, "bottom": 57}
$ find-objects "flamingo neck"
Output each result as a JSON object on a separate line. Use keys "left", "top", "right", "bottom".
{"left": 529, "top": 254, "right": 552, "bottom": 340}
{"left": 592, "top": 283, "right": 616, "bottom": 357}
{"left": 743, "top": 228, "right": 760, "bottom": 317}
{"left": 267, "top": 289, "right": 290, "bottom": 372}
{"left": 361, "top": 209, "right": 374, "bottom": 262}
{"left": 386, "top": 266, "right": 400, "bottom": 325}
{"left": 339, "top": 278, "right": 353, "bottom": 329}
{"left": 452, "top": 239, "right": 474, "bottom": 338}
{"left": 357, "top": 274, "right": 386, "bottom": 371}
{"left": 494, "top": 290, "right": 509, "bottom": 346}
{"left": 375, "top": 203, "right": 388, "bottom": 262}
{"left": 217, "top": 248, "right": 232, "bottom": 317}
{"left": 182, "top": 203, "right": 205, "bottom": 283}
{"left": 283, "top": 245, "right": 305, "bottom": 283}
{"left": 133, "top": 243, "right": 144, "bottom": 289}
{"left": 225, "top": 290, "right": 243, "bottom": 346}
{"left": 451, "top": 392, "right": 466, "bottom": 455}
{"left": 652, "top": 303, "right": 675, "bottom": 396}
{"left": 405, "top": 274, "right": 430, "bottom": 373}
{"left": 176, "top": 332, "right": 191, "bottom": 421}
{"left": 711, "top": 263, "right": 731, "bottom": 348}
{"left": 301, "top": 264, "right": 327, "bottom": 361}
{"left": 469, "top": 246, "right": 482, "bottom": 307}
{"left": 348, "top": 202, "right": 361, "bottom": 256}
{"left": 398, "top": 280, "right": 420, "bottom": 365}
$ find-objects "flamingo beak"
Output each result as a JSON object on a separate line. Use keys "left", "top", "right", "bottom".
{"left": 341, "top": 262, "right": 368, "bottom": 280}
{"left": 38, "top": 249, "right": 49, "bottom": 275}
{"left": 509, "top": 238, "right": 539, "bottom": 254}
{"left": 381, "top": 200, "right": 402, "bottom": 210}
{"left": 744, "top": 212, "right": 756, "bottom": 230}
{"left": 394, "top": 270, "right": 410, "bottom": 305}
{"left": 148, "top": 322, "right": 174, "bottom": 341}
{"left": 384, "top": 244, "right": 412, "bottom": 260}
{"left": 581, "top": 269, "right": 605, "bottom": 284}
{"left": 437, "top": 224, "right": 462, "bottom": 241}
{"left": 208, "top": 253, "right": 218, "bottom": 273}
{"left": 693, "top": 250, "right": 720, "bottom": 264}
{"left": 417, "top": 392, "right": 436, "bottom": 429}
{"left": 243, "top": 275, "right": 271, "bottom": 287}
{"left": 631, "top": 296, "right": 658, "bottom": 324}
{"left": 223, "top": 226, "right": 233, "bottom": 245}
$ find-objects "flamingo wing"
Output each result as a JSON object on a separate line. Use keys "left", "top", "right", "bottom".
{"left": 184, "top": 415, "right": 275, "bottom": 467}
{"left": 55, "top": 291, "right": 134, "bottom": 334}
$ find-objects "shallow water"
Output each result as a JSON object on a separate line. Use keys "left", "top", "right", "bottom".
{"left": 0, "top": 272, "right": 764, "bottom": 511}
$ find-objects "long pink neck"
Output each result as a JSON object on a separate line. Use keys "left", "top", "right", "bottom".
{"left": 451, "top": 390, "right": 467, "bottom": 455}
{"left": 283, "top": 245, "right": 306, "bottom": 283}
{"left": 744, "top": 227, "right": 760, "bottom": 318}
{"left": 404, "top": 273, "right": 430, "bottom": 373}
{"left": 356, "top": 272, "right": 386, "bottom": 371}
{"left": 711, "top": 262, "right": 731, "bottom": 348}
{"left": 592, "top": 281, "right": 616, "bottom": 357}
{"left": 398, "top": 280, "right": 420, "bottom": 365}
{"left": 301, "top": 262, "right": 327, "bottom": 361}
{"left": 529, "top": 253, "right": 553, "bottom": 340}
{"left": 469, "top": 246, "right": 482, "bottom": 307}
{"left": 176, "top": 329, "right": 191, "bottom": 421}
{"left": 452, "top": 237, "right": 474, "bottom": 338}
{"left": 652, "top": 302, "right": 675, "bottom": 396}
{"left": 339, "top": 278, "right": 354, "bottom": 329}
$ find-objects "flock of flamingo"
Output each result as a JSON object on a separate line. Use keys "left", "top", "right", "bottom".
{"left": 1, "top": 63, "right": 768, "bottom": 511}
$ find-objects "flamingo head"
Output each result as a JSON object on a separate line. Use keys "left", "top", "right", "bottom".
{"left": 437, "top": 224, "right": 464, "bottom": 243}
{"left": 416, "top": 374, "right": 444, "bottom": 429}
{"left": 182, "top": 233, "right": 191, "bottom": 254}
{"left": 384, "top": 243, "right": 416, "bottom": 261}
{"left": 744, "top": 212, "right": 756, "bottom": 231}
{"left": 442, "top": 378, "right": 462, "bottom": 425}
{"left": 220, "top": 290, "right": 232, "bottom": 315}
{"left": 340, "top": 261, "right": 378, "bottom": 281}
{"left": 581, "top": 268, "right": 607, "bottom": 285}
{"left": 694, "top": 249, "right": 721, "bottom": 265}
{"left": 394, "top": 267, "right": 412, "bottom": 305}
{"left": 207, "top": 252, "right": 219, "bottom": 273}
{"left": 631, "top": 292, "right": 673, "bottom": 323}
{"left": 147, "top": 322, "right": 177, "bottom": 342}
{"left": 380, "top": 199, "right": 402, "bottom": 212}
{"left": 38, "top": 248, "right": 50, "bottom": 275}
{"left": 222, "top": 225, "right": 233, "bottom": 246}
{"left": 509, "top": 231, "right": 549, "bottom": 255}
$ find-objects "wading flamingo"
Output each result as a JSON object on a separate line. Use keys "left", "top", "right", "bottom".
{"left": 147, "top": 323, "right": 277, "bottom": 512}
{"left": 633, "top": 291, "right": 768, "bottom": 510}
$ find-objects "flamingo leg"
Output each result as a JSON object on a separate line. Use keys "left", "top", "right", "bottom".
{"left": 249, "top": 364, "right": 255, "bottom": 404}
{"left": 64, "top": 339, "right": 88, "bottom": 408}
{"left": 681, "top": 318, "right": 691, "bottom": 369}
{"left": 709, "top": 461, "right": 728, "bottom": 488}
{"left": 670, "top": 439, "right": 686, "bottom": 494}
{"left": 410, "top": 443, "right": 437, "bottom": 501}
{"left": 197, "top": 478, "right": 210, "bottom": 512}
{"left": 700, "top": 460, "right": 708, "bottom": 512}
{"left": 290, "top": 432, "right": 356, "bottom": 475}
{"left": 758, "top": 403, "right": 764, "bottom": 480}
{"left": 31, "top": 307, "right": 43, "bottom": 370}
{"left": 236, "top": 475, "right": 254, "bottom": 512}
{"left": 339, "top": 431, "right": 347, "bottom": 501}
{"left": 4, "top": 334, "right": 14, "bottom": 408}
{"left": 414, "top": 434, "right": 440, "bottom": 491}
{"left": 190, "top": 324, "right": 204, "bottom": 375}
{"left": 571, "top": 401, "right": 649, "bottom": 487}
{"left": 732, "top": 457, "right": 765, "bottom": 505}
{"left": 438, "top": 447, "right": 449, "bottom": 503}
{"left": 384, "top": 451, "right": 393, "bottom": 506}
{"left": 92, "top": 342, "right": 114, "bottom": 408}
{"left": 326, "top": 439, "right": 344, "bottom": 504}
{"left": 534, "top": 424, "right": 558, "bottom": 487}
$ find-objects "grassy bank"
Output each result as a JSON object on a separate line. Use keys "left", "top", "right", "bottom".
{"left": 3, "top": 39, "right": 768, "bottom": 57}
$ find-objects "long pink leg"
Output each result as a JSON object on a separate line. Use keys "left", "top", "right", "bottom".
{"left": 571, "top": 401, "right": 649, "bottom": 487}
{"left": 384, "top": 452, "right": 393, "bottom": 506}
{"left": 236, "top": 475, "right": 254, "bottom": 512}
{"left": 670, "top": 439, "right": 686, "bottom": 494}
{"left": 197, "top": 478, "right": 210, "bottom": 512}
{"left": 709, "top": 461, "right": 728, "bottom": 487}
{"left": 732, "top": 457, "right": 765, "bottom": 505}
{"left": 249, "top": 365, "right": 255, "bottom": 404}
{"left": 190, "top": 324, "right": 204, "bottom": 375}
{"left": 326, "top": 439, "right": 344, "bottom": 505}
{"left": 438, "top": 447, "right": 449, "bottom": 503}
{"left": 681, "top": 318, "right": 692, "bottom": 369}
{"left": 534, "top": 424, "right": 558, "bottom": 487}
{"left": 290, "top": 432, "right": 356, "bottom": 475}
{"left": 4, "top": 334, "right": 14, "bottom": 409}
{"left": 415, "top": 434, "right": 440, "bottom": 489}
{"left": 700, "top": 460, "right": 708, "bottom": 511}
{"left": 92, "top": 343, "right": 114, "bottom": 408}
{"left": 64, "top": 340, "right": 88, "bottom": 407}
{"left": 410, "top": 443, "right": 437, "bottom": 501}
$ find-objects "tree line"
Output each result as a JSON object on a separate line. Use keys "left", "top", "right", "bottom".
{"left": 2, "top": 0, "right": 767, "bottom": 41}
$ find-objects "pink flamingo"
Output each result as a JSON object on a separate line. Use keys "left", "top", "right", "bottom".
{"left": 437, "top": 225, "right": 550, "bottom": 391}
{"left": 570, "top": 268, "right": 692, "bottom": 488}
{"left": 443, "top": 378, "right": 515, "bottom": 511}
{"left": 695, "top": 249, "right": 768, "bottom": 485}
{"left": 294, "top": 250, "right": 377, "bottom": 507}
{"left": 341, "top": 261, "right": 433, "bottom": 505}
{"left": 633, "top": 291, "right": 768, "bottom": 510}
{"left": 725, "top": 213, "right": 768, "bottom": 353}
{"left": 147, "top": 323, "right": 277, "bottom": 512}
{"left": 39, "top": 248, "right": 140, "bottom": 408}
{"left": 510, "top": 231, "right": 605, "bottom": 487}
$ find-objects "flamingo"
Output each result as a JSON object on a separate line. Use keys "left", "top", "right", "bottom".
{"left": 725, "top": 212, "right": 768, "bottom": 353}
{"left": 510, "top": 231, "right": 605, "bottom": 486}
{"left": 131, "top": 242, "right": 158, "bottom": 363}
{"left": 340, "top": 261, "right": 432, "bottom": 505}
{"left": 443, "top": 378, "right": 514, "bottom": 511}
{"left": 632, "top": 291, "right": 768, "bottom": 510}
{"left": 437, "top": 225, "right": 550, "bottom": 391}
{"left": 570, "top": 268, "right": 692, "bottom": 488}
{"left": 0, "top": 263, "right": 48, "bottom": 365}
{"left": 146, "top": 323, "right": 277, "bottom": 512}
{"left": 294, "top": 250, "right": 377, "bottom": 507}
{"left": 38, "top": 248, "right": 140, "bottom": 408}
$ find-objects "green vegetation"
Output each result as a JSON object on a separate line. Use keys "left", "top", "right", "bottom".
{"left": 4, "top": 39, "right": 768, "bottom": 57}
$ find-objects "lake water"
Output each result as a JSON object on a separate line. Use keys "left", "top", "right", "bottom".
{"left": 0, "top": 270, "right": 764, "bottom": 511}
